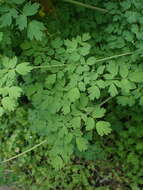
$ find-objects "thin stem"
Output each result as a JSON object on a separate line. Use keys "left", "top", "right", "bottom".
{"left": 0, "top": 140, "right": 47, "bottom": 164}
{"left": 94, "top": 52, "right": 132, "bottom": 64}
{"left": 99, "top": 97, "right": 113, "bottom": 107}
{"left": 32, "top": 64, "right": 65, "bottom": 69}
{"left": 63, "top": 0, "right": 108, "bottom": 13}
{"left": 32, "top": 52, "right": 132, "bottom": 69}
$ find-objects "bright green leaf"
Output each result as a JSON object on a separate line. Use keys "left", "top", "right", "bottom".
{"left": 51, "top": 37, "right": 63, "bottom": 49}
{"left": 62, "top": 101, "right": 71, "bottom": 114}
{"left": 106, "top": 61, "right": 118, "bottom": 76}
{"left": 97, "top": 65, "right": 105, "bottom": 74}
{"left": 86, "top": 117, "right": 95, "bottom": 131}
{"left": 78, "top": 82, "right": 86, "bottom": 91}
{"left": 129, "top": 72, "right": 143, "bottom": 83}
{"left": 45, "top": 74, "right": 56, "bottom": 86}
{"left": 119, "top": 65, "right": 129, "bottom": 78}
{"left": 70, "top": 52, "right": 80, "bottom": 62}
{"left": 8, "top": 86, "right": 22, "bottom": 99}
{"left": 86, "top": 57, "right": 96, "bottom": 65}
{"left": 79, "top": 94, "right": 88, "bottom": 107}
{"left": 78, "top": 44, "right": 91, "bottom": 56}
{"left": 51, "top": 156, "right": 64, "bottom": 170}
{"left": 96, "top": 121, "right": 112, "bottom": 136}
{"left": 67, "top": 87, "right": 80, "bottom": 102}
{"left": 88, "top": 86, "right": 100, "bottom": 100}
{"left": 2, "top": 56, "right": 17, "bottom": 69}
{"left": 2, "top": 97, "right": 16, "bottom": 111}
{"left": 92, "top": 105, "right": 106, "bottom": 119}
{"left": 82, "top": 33, "right": 91, "bottom": 41}
{"left": 76, "top": 137, "right": 88, "bottom": 151}
{"left": 71, "top": 117, "right": 81, "bottom": 129}
{"left": 96, "top": 80, "right": 106, "bottom": 89}
{"left": 16, "top": 62, "right": 32, "bottom": 75}
{"left": 117, "top": 96, "right": 135, "bottom": 106}
{"left": 0, "top": 107, "right": 4, "bottom": 117}
{"left": 121, "top": 79, "right": 132, "bottom": 93}
{"left": 108, "top": 84, "right": 118, "bottom": 97}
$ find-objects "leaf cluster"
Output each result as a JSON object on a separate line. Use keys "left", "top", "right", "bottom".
{"left": 0, "top": 0, "right": 143, "bottom": 188}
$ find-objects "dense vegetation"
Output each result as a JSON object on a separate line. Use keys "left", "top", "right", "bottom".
{"left": 0, "top": 0, "right": 143, "bottom": 189}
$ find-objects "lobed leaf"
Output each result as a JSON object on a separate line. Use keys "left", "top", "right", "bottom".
{"left": 96, "top": 121, "right": 112, "bottom": 136}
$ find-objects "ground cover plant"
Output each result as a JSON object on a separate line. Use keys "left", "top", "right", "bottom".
{"left": 0, "top": 0, "right": 143, "bottom": 189}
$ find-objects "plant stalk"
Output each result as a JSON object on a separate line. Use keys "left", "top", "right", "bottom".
{"left": 1, "top": 140, "right": 47, "bottom": 164}
{"left": 63, "top": 0, "right": 108, "bottom": 13}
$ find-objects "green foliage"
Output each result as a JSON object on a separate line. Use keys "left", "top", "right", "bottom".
{"left": 0, "top": 0, "right": 45, "bottom": 40}
{"left": 16, "top": 62, "right": 32, "bottom": 75}
{"left": 0, "top": 0, "right": 143, "bottom": 189}
{"left": 0, "top": 56, "right": 32, "bottom": 113}
{"left": 27, "top": 20, "right": 45, "bottom": 40}
{"left": 96, "top": 121, "right": 112, "bottom": 136}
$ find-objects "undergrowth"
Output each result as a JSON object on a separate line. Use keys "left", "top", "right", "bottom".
{"left": 0, "top": 0, "right": 143, "bottom": 189}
